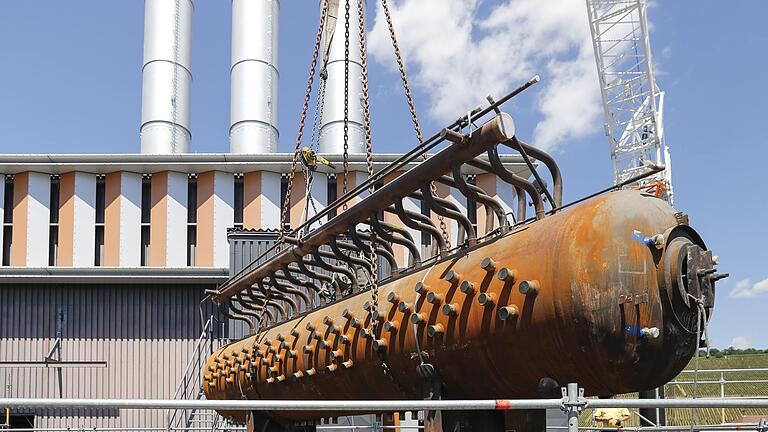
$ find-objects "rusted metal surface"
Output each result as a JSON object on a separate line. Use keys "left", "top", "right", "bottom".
{"left": 213, "top": 112, "right": 515, "bottom": 307}
{"left": 203, "top": 190, "right": 722, "bottom": 422}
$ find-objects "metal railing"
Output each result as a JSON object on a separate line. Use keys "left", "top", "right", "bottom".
{"left": 165, "top": 316, "right": 218, "bottom": 431}
{"left": 2, "top": 383, "right": 767, "bottom": 432}
{"left": 665, "top": 367, "right": 768, "bottom": 424}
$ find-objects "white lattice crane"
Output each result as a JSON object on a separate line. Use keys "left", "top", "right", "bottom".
{"left": 586, "top": 0, "right": 673, "bottom": 203}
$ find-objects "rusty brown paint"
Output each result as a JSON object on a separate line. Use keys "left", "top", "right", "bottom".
{"left": 204, "top": 190, "right": 712, "bottom": 422}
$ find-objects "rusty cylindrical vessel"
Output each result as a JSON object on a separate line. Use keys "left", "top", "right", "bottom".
{"left": 203, "top": 190, "right": 720, "bottom": 421}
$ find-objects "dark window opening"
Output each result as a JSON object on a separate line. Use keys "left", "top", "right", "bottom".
{"left": 95, "top": 175, "right": 105, "bottom": 266}
{"left": 95, "top": 176, "right": 105, "bottom": 224}
{"left": 187, "top": 225, "right": 197, "bottom": 267}
{"left": 94, "top": 226, "right": 104, "bottom": 266}
{"left": 49, "top": 175, "right": 60, "bottom": 224}
{"left": 48, "top": 225, "right": 58, "bottom": 266}
{"left": 48, "top": 176, "right": 60, "bottom": 266}
{"left": 467, "top": 175, "right": 478, "bottom": 235}
{"left": 187, "top": 175, "right": 197, "bottom": 223}
{"left": 420, "top": 194, "right": 431, "bottom": 247}
{"left": 280, "top": 174, "right": 290, "bottom": 231}
{"left": 140, "top": 175, "right": 151, "bottom": 266}
{"left": 187, "top": 175, "right": 197, "bottom": 266}
{"left": 7, "top": 414, "right": 34, "bottom": 428}
{"left": 141, "top": 175, "right": 151, "bottom": 224}
{"left": 2, "top": 226, "right": 12, "bottom": 266}
{"left": 3, "top": 175, "right": 13, "bottom": 266}
{"left": 234, "top": 174, "right": 244, "bottom": 228}
{"left": 3, "top": 175, "right": 12, "bottom": 223}
{"left": 327, "top": 174, "right": 337, "bottom": 219}
{"left": 141, "top": 225, "right": 150, "bottom": 266}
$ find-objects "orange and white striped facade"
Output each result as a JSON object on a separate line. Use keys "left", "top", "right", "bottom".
{"left": 0, "top": 153, "right": 526, "bottom": 270}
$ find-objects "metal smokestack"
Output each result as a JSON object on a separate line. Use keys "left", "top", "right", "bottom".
{"left": 230, "top": 0, "right": 279, "bottom": 154}
{"left": 140, "top": 0, "right": 194, "bottom": 154}
{"left": 319, "top": 0, "right": 365, "bottom": 155}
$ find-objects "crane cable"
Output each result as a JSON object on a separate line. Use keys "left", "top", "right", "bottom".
{"left": 380, "top": 0, "right": 450, "bottom": 250}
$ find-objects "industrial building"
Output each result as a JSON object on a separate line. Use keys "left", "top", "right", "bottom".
{"left": 0, "top": 1, "right": 525, "bottom": 429}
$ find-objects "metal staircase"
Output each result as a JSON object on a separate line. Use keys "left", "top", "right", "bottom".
{"left": 166, "top": 316, "right": 232, "bottom": 431}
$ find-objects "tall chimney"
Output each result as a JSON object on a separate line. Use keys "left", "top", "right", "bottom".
{"left": 319, "top": 0, "right": 365, "bottom": 155}
{"left": 230, "top": 0, "right": 279, "bottom": 154}
{"left": 140, "top": 0, "right": 194, "bottom": 154}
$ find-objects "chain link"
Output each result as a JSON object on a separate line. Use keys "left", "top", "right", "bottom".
{"left": 342, "top": 0, "right": 351, "bottom": 211}
{"left": 380, "top": 0, "right": 450, "bottom": 249}
{"left": 357, "top": 0, "right": 379, "bottom": 327}
{"left": 279, "top": 0, "right": 329, "bottom": 239}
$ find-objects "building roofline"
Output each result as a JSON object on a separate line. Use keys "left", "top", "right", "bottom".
{"left": 0, "top": 267, "right": 229, "bottom": 284}
{"left": 0, "top": 153, "right": 527, "bottom": 175}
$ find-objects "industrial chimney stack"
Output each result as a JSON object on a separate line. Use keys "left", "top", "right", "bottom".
{"left": 319, "top": 0, "right": 365, "bottom": 155}
{"left": 140, "top": 0, "right": 194, "bottom": 154}
{"left": 230, "top": 0, "right": 279, "bottom": 154}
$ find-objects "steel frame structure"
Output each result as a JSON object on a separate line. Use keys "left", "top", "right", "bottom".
{"left": 585, "top": 0, "right": 673, "bottom": 203}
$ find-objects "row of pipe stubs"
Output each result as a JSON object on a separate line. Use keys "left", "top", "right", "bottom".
{"left": 390, "top": 257, "right": 540, "bottom": 343}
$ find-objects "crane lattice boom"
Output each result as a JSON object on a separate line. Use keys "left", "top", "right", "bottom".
{"left": 586, "top": 0, "right": 673, "bottom": 203}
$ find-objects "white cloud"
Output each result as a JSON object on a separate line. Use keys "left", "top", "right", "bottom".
{"left": 730, "top": 336, "right": 753, "bottom": 350}
{"left": 730, "top": 277, "right": 768, "bottom": 298}
{"left": 367, "top": 0, "right": 602, "bottom": 152}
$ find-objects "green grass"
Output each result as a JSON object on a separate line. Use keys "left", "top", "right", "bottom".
{"left": 580, "top": 353, "right": 768, "bottom": 426}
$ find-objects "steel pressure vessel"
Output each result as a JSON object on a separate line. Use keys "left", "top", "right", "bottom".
{"left": 203, "top": 190, "right": 720, "bottom": 421}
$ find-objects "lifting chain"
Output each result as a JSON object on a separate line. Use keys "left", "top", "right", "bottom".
{"left": 380, "top": 0, "right": 450, "bottom": 249}
{"left": 279, "top": 0, "right": 329, "bottom": 239}
{"left": 308, "top": 77, "right": 327, "bottom": 152}
{"left": 356, "top": 0, "right": 378, "bottom": 324}
{"left": 360, "top": 0, "right": 416, "bottom": 400}
{"left": 341, "top": 0, "right": 351, "bottom": 211}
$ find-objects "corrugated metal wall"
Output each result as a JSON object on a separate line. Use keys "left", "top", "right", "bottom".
{"left": 0, "top": 283, "right": 215, "bottom": 429}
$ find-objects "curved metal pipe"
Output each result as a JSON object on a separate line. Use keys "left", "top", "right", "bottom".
{"left": 447, "top": 166, "right": 509, "bottom": 234}
{"left": 505, "top": 138, "right": 563, "bottom": 208}
{"left": 515, "top": 185, "right": 526, "bottom": 223}
{"left": 483, "top": 147, "right": 545, "bottom": 220}
{"left": 219, "top": 302, "right": 255, "bottom": 333}
{"left": 330, "top": 237, "right": 373, "bottom": 277}
{"left": 294, "top": 257, "right": 334, "bottom": 286}
{"left": 349, "top": 229, "right": 398, "bottom": 276}
{"left": 279, "top": 267, "right": 323, "bottom": 306}
{"left": 418, "top": 184, "right": 476, "bottom": 245}
{"left": 467, "top": 158, "right": 529, "bottom": 223}
{"left": 390, "top": 200, "right": 447, "bottom": 254}
{"left": 255, "top": 282, "right": 290, "bottom": 319}
{"left": 240, "top": 289, "right": 277, "bottom": 327}
{"left": 311, "top": 247, "right": 359, "bottom": 291}
{"left": 367, "top": 217, "right": 420, "bottom": 267}
{"left": 268, "top": 272, "right": 311, "bottom": 314}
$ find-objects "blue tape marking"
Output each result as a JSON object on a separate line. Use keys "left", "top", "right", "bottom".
{"left": 624, "top": 325, "right": 641, "bottom": 337}
{"left": 632, "top": 230, "right": 654, "bottom": 246}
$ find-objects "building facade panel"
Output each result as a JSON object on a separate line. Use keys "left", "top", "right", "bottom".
{"left": 196, "top": 171, "right": 234, "bottom": 267}
{"left": 0, "top": 175, "right": 4, "bottom": 265}
{"left": 11, "top": 172, "right": 51, "bottom": 267}
{"left": 0, "top": 282, "right": 213, "bottom": 429}
{"left": 58, "top": 172, "right": 97, "bottom": 267}
{"left": 243, "top": 171, "right": 281, "bottom": 230}
{"left": 150, "top": 171, "right": 188, "bottom": 267}
{"left": 104, "top": 172, "right": 142, "bottom": 267}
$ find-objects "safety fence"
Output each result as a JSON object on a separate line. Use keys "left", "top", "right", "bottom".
{"left": 0, "top": 383, "right": 767, "bottom": 432}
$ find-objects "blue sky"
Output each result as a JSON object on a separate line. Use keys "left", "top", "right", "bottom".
{"left": 0, "top": 1, "right": 765, "bottom": 348}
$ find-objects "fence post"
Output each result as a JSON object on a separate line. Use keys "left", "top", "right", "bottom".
{"left": 564, "top": 383, "right": 584, "bottom": 432}
{"left": 720, "top": 371, "right": 726, "bottom": 424}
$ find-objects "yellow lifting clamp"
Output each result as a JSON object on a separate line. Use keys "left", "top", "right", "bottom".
{"left": 300, "top": 146, "right": 336, "bottom": 172}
